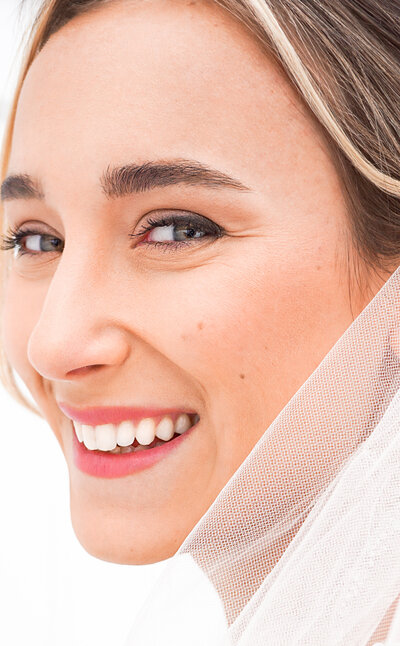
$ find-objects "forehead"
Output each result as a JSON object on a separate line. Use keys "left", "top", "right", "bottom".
{"left": 9, "top": 0, "right": 315, "bottom": 192}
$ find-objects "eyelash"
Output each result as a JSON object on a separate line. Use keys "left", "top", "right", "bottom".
{"left": 0, "top": 213, "right": 224, "bottom": 258}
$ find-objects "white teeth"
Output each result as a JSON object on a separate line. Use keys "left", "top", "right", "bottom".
{"left": 81, "top": 424, "right": 97, "bottom": 450}
{"left": 73, "top": 421, "right": 83, "bottom": 442}
{"left": 96, "top": 423, "right": 117, "bottom": 451}
{"left": 116, "top": 420, "right": 136, "bottom": 447}
{"left": 135, "top": 417, "right": 156, "bottom": 445}
{"left": 175, "top": 413, "right": 191, "bottom": 434}
{"left": 73, "top": 412, "right": 196, "bottom": 451}
{"left": 155, "top": 416, "right": 174, "bottom": 441}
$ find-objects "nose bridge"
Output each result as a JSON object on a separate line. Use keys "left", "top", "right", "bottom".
{"left": 43, "top": 240, "right": 111, "bottom": 316}
{"left": 27, "top": 245, "right": 129, "bottom": 379}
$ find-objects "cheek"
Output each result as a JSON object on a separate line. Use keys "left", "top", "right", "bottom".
{"left": 1, "top": 272, "right": 45, "bottom": 388}
{"left": 148, "top": 239, "right": 352, "bottom": 433}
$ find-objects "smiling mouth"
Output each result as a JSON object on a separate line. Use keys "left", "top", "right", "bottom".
{"left": 72, "top": 412, "right": 200, "bottom": 454}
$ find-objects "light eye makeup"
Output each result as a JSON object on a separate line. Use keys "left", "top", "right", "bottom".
{"left": 0, "top": 211, "right": 226, "bottom": 259}
{"left": 0, "top": 224, "right": 62, "bottom": 259}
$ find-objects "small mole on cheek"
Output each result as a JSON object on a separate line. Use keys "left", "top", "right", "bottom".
{"left": 239, "top": 373, "right": 245, "bottom": 380}
{"left": 197, "top": 321, "right": 204, "bottom": 330}
{"left": 316, "top": 265, "right": 321, "bottom": 271}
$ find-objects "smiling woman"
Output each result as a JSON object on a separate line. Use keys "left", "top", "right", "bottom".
{"left": 0, "top": 0, "right": 399, "bottom": 644}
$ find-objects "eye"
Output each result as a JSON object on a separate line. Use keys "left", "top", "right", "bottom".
{"left": 0, "top": 225, "right": 64, "bottom": 258}
{"left": 131, "top": 211, "right": 225, "bottom": 251}
{"left": 0, "top": 211, "right": 225, "bottom": 259}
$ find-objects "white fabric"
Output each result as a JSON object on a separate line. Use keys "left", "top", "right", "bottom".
{"left": 123, "top": 553, "right": 230, "bottom": 645}
{"left": 126, "top": 265, "right": 400, "bottom": 645}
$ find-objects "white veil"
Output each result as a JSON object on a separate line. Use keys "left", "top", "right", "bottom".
{"left": 123, "top": 264, "right": 400, "bottom": 646}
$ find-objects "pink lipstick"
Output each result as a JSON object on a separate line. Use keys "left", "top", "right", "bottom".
{"left": 71, "top": 422, "right": 198, "bottom": 478}
{"left": 59, "top": 402, "right": 200, "bottom": 479}
{"left": 58, "top": 402, "right": 197, "bottom": 426}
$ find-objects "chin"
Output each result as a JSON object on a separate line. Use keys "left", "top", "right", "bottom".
{"left": 69, "top": 498, "right": 181, "bottom": 565}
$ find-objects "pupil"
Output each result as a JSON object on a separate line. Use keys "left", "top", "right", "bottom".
{"left": 50, "top": 238, "right": 61, "bottom": 249}
{"left": 175, "top": 225, "right": 202, "bottom": 241}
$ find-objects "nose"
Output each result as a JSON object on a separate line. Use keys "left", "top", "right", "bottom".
{"left": 27, "top": 247, "right": 131, "bottom": 382}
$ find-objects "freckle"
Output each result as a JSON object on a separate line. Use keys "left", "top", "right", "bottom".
{"left": 197, "top": 321, "right": 204, "bottom": 330}
{"left": 239, "top": 373, "right": 245, "bottom": 380}
{"left": 317, "top": 265, "right": 321, "bottom": 270}
{"left": 181, "top": 334, "right": 187, "bottom": 341}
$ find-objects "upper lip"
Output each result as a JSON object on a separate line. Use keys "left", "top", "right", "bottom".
{"left": 57, "top": 402, "right": 197, "bottom": 426}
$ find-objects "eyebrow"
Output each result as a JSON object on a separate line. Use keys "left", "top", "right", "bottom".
{"left": 0, "top": 173, "right": 45, "bottom": 202}
{"left": 0, "top": 158, "right": 252, "bottom": 203}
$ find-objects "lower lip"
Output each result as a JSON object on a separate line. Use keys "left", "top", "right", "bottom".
{"left": 72, "top": 421, "right": 199, "bottom": 479}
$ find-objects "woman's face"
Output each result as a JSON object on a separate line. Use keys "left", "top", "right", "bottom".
{"left": 0, "top": 0, "right": 383, "bottom": 564}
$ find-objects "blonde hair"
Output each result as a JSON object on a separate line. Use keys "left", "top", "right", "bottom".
{"left": 0, "top": 0, "right": 399, "bottom": 417}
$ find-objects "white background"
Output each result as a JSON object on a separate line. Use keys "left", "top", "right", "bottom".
{"left": 0, "top": 2, "right": 168, "bottom": 644}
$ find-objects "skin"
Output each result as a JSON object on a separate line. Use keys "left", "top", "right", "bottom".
{"left": 0, "top": 0, "right": 390, "bottom": 564}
